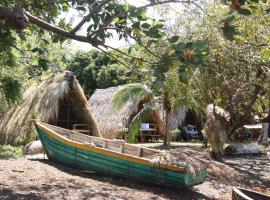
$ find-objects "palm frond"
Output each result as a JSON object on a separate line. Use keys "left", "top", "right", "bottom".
{"left": 128, "top": 102, "right": 155, "bottom": 143}
{"left": 112, "top": 83, "right": 153, "bottom": 110}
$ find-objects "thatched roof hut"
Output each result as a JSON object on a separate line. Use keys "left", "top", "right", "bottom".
{"left": 167, "top": 106, "right": 188, "bottom": 130}
{"left": 0, "top": 72, "right": 101, "bottom": 145}
{"left": 89, "top": 85, "right": 164, "bottom": 139}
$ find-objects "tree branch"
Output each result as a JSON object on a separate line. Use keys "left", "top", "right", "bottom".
{"left": 88, "top": 0, "right": 198, "bottom": 39}
{"left": 25, "top": 12, "right": 102, "bottom": 46}
{"left": 91, "top": 27, "right": 161, "bottom": 59}
{"left": 0, "top": 6, "right": 29, "bottom": 29}
{"left": 95, "top": 46, "right": 135, "bottom": 71}
{"left": 101, "top": 43, "right": 160, "bottom": 65}
{"left": 70, "top": 0, "right": 112, "bottom": 34}
{"left": 191, "top": 2, "right": 220, "bottom": 23}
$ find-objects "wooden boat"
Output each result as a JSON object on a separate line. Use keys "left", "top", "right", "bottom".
{"left": 35, "top": 122, "right": 206, "bottom": 187}
{"left": 232, "top": 188, "right": 270, "bottom": 200}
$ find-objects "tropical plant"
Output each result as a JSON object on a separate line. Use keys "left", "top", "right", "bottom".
{"left": 112, "top": 83, "right": 155, "bottom": 143}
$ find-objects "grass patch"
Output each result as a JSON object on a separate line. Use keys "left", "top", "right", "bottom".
{"left": 0, "top": 145, "right": 24, "bottom": 158}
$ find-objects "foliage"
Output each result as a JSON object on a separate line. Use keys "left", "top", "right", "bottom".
{"left": 112, "top": 82, "right": 158, "bottom": 143}
{"left": 67, "top": 50, "right": 129, "bottom": 97}
{"left": 0, "top": 75, "right": 21, "bottom": 103}
{"left": 116, "top": 127, "right": 128, "bottom": 140}
{"left": 128, "top": 102, "right": 156, "bottom": 143}
{"left": 112, "top": 83, "right": 153, "bottom": 110}
{"left": 0, "top": 145, "right": 24, "bottom": 158}
{"left": 96, "top": 63, "right": 127, "bottom": 89}
{"left": 181, "top": 2, "right": 270, "bottom": 158}
{"left": 15, "top": 131, "right": 37, "bottom": 146}
{"left": 170, "top": 129, "right": 181, "bottom": 141}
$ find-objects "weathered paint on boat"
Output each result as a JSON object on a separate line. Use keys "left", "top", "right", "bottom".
{"left": 35, "top": 122, "right": 206, "bottom": 187}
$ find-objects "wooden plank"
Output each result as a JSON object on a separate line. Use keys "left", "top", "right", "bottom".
{"left": 120, "top": 144, "right": 124, "bottom": 153}
{"left": 73, "top": 129, "right": 91, "bottom": 133}
{"left": 137, "top": 148, "right": 141, "bottom": 157}
{"left": 72, "top": 124, "right": 88, "bottom": 129}
{"left": 141, "top": 134, "right": 162, "bottom": 137}
{"left": 103, "top": 141, "right": 107, "bottom": 148}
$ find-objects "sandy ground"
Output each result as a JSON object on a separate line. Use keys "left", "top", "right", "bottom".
{"left": 0, "top": 153, "right": 269, "bottom": 200}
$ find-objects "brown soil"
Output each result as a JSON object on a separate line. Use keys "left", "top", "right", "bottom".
{"left": 0, "top": 154, "right": 269, "bottom": 200}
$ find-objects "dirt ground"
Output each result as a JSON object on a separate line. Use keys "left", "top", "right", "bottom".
{"left": 0, "top": 153, "right": 269, "bottom": 200}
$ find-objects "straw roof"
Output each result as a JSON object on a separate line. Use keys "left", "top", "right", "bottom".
{"left": 0, "top": 73, "right": 101, "bottom": 145}
{"left": 89, "top": 85, "right": 164, "bottom": 139}
{"left": 167, "top": 106, "right": 188, "bottom": 130}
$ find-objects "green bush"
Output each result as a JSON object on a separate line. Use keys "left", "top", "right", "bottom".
{"left": 0, "top": 145, "right": 24, "bottom": 158}
{"left": 116, "top": 127, "right": 128, "bottom": 140}
{"left": 15, "top": 131, "right": 38, "bottom": 146}
{"left": 170, "top": 129, "right": 181, "bottom": 141}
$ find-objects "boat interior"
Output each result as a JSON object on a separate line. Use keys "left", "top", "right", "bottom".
{"left": 233, "top": 188, "right": 270, "bottom": 200}
{"left": 38, "top": 122, "right": 161, "bottom": 160}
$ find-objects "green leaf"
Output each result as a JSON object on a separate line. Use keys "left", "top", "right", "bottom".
{"left": 238, "top": 8, "right": 252, "bottom": 15}
{"left": 141, "top": 22, "right": 151, "bottom": 29}
{"left": 113, "top": 17, "right": 120, "bottom": 23}
{"left": 112, "top": 83, "right": 153, "bottom": 110}
{"left": 132, "top": 22, "right": 140, "bottom": 28}
{"left": 38, "top": 58, "right": 49, "bottom": 71}
{"left": 128, "top": 47, "right": 132, "bottom": 54}
{"left": 31, "top": 47, "right": 44, "bottom": 55}
{"left": 223, "top": 15, "right": 236, "bottom": 24}
{"left": 168, "top": 36, "right": 179, "bottom": 43}
{"left": 128, "top": 102, "right": 156, "bottom": 143}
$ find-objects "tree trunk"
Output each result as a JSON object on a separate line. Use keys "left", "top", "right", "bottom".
{"left": 163, "top": 110, "right": 171, "bottom": 149}
{"left": 203, "top": 104, "right": 229, "bottom": 161}
{"left": 261, "top": 123, "right": 269, "bottom": 146}
{"left": 162, "top": 90, "right": 171, "bottom": 149}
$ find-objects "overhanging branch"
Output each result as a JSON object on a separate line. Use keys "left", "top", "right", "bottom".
{"left": 70, "top": 0, "right": 112, "bottom": 34}
{"left": 25, "top": 12, "right": 101, "bottom": 46}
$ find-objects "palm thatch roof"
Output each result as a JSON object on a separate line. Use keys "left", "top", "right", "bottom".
{"left": 0, "top": 72, "right": 101, "bottom": 145}
{"left": 167, "top": 106, "right": 188, "bottom": 130}
{"left": 89, "top": 85, "right": 164, "bottom": 139}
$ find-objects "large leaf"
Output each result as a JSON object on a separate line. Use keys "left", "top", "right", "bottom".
{"left": 128, "top": 102, "right": 156, "bottom": 143}
{"left": 112, "top": 83, "right": 153, "bottom": 110}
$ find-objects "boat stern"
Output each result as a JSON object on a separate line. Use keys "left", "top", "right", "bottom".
{"left": 184, "top": 169, "right": 207, "bottom": 186}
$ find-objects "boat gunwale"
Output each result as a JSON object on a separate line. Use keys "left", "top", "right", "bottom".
{"left": 41, "top": 122, "right": 161, "bottom": 153}
{"left": 35, "top": 122, "right": 189, "bottom": 173}
{"left": 232, "top": 187, "right": 270, "bottom": 200}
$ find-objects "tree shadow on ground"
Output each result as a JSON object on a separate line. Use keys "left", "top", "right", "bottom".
{"left": 0, "top": 188, "right": 46, "bottom": 200}
{"left": 29, "top": 158, "right": 213, "bottom": 200}
{"left": 224, "top": 154, "right": 270, "bottom": 190}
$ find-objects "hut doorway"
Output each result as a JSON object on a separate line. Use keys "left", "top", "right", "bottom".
{"left": 55, "top": 95, "right": 91, "bottom": 134}
{"left": 184, "top": 109, "right": 203, "bottom": 132}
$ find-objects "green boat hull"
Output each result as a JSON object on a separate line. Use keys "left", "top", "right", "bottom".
{"left": 36, "top": 126, "right": 206, "bottom": 187}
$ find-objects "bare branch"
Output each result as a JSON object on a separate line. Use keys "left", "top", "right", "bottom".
{"left": 101, "top": 43, "right": 160, "bottom": 65}
{"left": 191, "top": 2, "right": 220, "bottom": 23}
{"left": 91, "top": 27, "right": 161, "bottom": 59}
{"left": 95, "top": 46, "right": 134, "bottom": 71}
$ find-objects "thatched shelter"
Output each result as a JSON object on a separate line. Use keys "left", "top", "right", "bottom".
{"left": 0, "top": 72, "right": 101, "bottom": 145}
{"left": 89, "top": 85, "right": 164, "bottom": 139}
{"left": 167, "top": 106, "right": 188, "bottom": 130}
